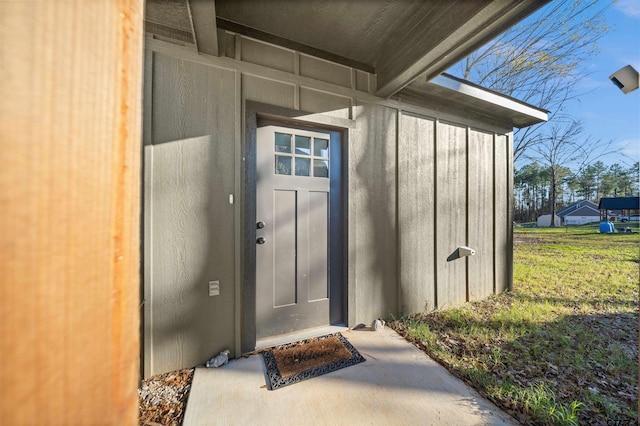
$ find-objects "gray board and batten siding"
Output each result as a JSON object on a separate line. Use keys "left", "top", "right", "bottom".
{"left": 143, "top": 34, "right": 518, "bottom": 377}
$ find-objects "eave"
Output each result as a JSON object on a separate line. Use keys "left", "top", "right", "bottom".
{"left": 398, "top": 74, "right": 548, "bottom": 129}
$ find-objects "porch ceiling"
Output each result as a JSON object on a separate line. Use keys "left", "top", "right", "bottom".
{"left": 145, "top": 0, "right": 550, "bottom": 98}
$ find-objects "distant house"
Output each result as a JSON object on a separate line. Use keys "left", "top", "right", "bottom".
{"left": 558, "top": 201, "right": 600, "bottom": 225}
{"left": 536, "top": 200, "right": 599, "bottom": 227}
{"left": 537, "top": 213, "right": 561, "bottom": 227}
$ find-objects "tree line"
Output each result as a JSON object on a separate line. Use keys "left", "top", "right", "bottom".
{"left": 514, "top": 161, "right": 639, "bottom": 222}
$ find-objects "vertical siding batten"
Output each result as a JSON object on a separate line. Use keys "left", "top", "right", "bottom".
{"left": 506, "top": 132, "right": 514, "bottom": 292}
{"left": 493, "top": 132, "right": 499, "bottom": 295}
{"left": 347, "top": 111, "right": 358, "bottom": 327}
{"left": 294, "top": 51, "right": 301, "bottom": 109}
{"left": 143, "top": 145, "right": 154, "bottom": 376}
{"left": 465, "top": 125, "right": 470, "bottom": 303}
{"left": 234, "top": 33, "right": 241, "bottom": 60}
{"left": 234, "top": 68, "right": 243, "bottom": 357}
{"left": 434, "top": 117, "right": 441, "bottom": 310}
{"left": 494, "top": 134, "right": 509, "bottom": 293}
{"left": 142, "top": 48, "right": 154, "bottom": 377}
{"left": 396, "top": 107, "right": 402, "bottom": 316}
{"left": 241, "top": 107, "right": 258, "bottom": 353}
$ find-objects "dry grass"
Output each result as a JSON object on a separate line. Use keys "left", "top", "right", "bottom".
{"left": 391, "top": 226, "right": 638, "bottom": 425}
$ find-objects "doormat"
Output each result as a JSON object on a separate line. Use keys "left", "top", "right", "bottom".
{"left": 261, "top": 333, "right": 365, "bottom": 390}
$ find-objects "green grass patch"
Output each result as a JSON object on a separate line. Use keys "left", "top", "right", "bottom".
{"left": 390, "top": 227, "right": 638, "bottom": 425}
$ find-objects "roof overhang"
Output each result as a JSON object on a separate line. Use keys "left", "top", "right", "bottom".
{"left": 373, "top": 0, "right": 550, "bottom": 98}
{"left": 397, "top": 74, "right": 548, "bottom": 128}
{"left": 145, "top": 0, "right": 551, "bottom": 98}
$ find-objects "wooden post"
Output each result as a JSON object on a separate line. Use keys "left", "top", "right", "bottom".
{"left": 0, "top": 2, "right": 143, "bottom": 424}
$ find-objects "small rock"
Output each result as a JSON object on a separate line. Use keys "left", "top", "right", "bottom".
{"left": 372, "top": 319, "right": 385, "bottom": 331}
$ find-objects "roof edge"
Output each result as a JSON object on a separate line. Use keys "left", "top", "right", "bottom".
{"left": 426, "top": 73, "right": 548, "bottom": 128}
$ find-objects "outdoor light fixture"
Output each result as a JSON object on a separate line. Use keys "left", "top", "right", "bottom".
{"left": 447, "top": 246, "right": 477, "bottom": 262}
{"left": 458, "top": 246, "right": 476, "bottom": 257}
{"left": 609, "top": 65, "right": 639, "bottom": 94}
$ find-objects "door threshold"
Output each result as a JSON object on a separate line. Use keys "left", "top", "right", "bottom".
{"left": 255, "top": 324, "right": 348, "bottom": 351}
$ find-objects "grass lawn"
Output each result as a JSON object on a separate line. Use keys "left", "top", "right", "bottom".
{"left": 390, "top": 225, "right": 638, "bottom": 425}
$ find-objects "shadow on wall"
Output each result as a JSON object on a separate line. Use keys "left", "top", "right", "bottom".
{"left": 353, "top": 104, "right": 398, "bottom": 322}
{"left": 145, "top": 135, "right": 234, "bottom": 377}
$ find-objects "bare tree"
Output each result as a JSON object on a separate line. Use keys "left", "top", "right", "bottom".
{"left": 526, "top": 118, "right": 615, "bottom": 226}
{"left": 451, "top": 0, "right": 612, "bottom": 161}
{"left": 515, "top": 162, "right": 550, "bottom": 221}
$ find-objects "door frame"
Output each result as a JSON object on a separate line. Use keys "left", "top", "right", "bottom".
{"left": 241, "top": 101, "right": 351, "bottom": 353}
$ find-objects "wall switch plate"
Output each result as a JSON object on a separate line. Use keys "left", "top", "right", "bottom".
{"left": 208, "top": 280, "right": 220, "bottom": 296}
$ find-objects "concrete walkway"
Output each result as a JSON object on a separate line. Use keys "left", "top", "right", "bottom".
{"left": 184, "top": 327, "right": 517, "bottom": 425}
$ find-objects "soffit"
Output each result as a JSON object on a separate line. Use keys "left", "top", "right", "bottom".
{"left": 145, "top": 0, "right": 550, "bottom": 98}
{"left": 215, "top": 0, "right": 490, "bottom": 68}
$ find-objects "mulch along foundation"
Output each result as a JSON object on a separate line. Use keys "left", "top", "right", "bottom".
{"left": 262, "top": 333, "right": 365, "bottom": 390}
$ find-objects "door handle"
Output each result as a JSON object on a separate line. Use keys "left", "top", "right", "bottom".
{"left": 257, "top": 221, "right": 266, "bottom": 229}
{"left": 256, "top": 237, "right": 266, "bottom": 245}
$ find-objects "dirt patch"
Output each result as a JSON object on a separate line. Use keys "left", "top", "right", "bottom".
{"left": 514, "top": 236, "right": 541, "bottom": 245}
{"left": 139, "top": 368, "right": 194, "bottom": 426}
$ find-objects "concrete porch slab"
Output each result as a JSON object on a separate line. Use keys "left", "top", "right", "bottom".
{"left": 183, "top": 327, "right": 517, "bottom": 425}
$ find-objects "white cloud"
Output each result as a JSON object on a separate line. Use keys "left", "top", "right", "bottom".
{"left": 614, "top": 0, "right": 640, "bottom": 19}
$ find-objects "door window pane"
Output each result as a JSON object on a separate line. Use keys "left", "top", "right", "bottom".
{"left": 274, "top": 132, "right": 330, "bottom": 178}
{"left": 275, "top": 155, "right": 292, "bottom": 175}
{"left": 314, "top": 159, "right": 329, "bottom": 178}
{"left": 275, "top": 133, "right": 292, "bottom": 153}
{"left": 295, "top": 135, "right": 311, "bottom": 155}
{"left": 295, "top": 157, "right": 311, "bottom": 176}
{"left": 314, "top": 138, "right": 329, "bottom": 158}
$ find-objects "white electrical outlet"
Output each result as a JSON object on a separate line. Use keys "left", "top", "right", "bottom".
{"left": 208, "top": 280, "right": 220, "bottom": 296}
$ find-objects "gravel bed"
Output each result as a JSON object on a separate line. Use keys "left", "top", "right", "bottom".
{"left": 139, "top": 369, "right": 194, "bottom": 426}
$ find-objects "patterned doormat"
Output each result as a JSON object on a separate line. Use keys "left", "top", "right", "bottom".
{"left": 261, "top": 333, "right": 365, "bottom": 390}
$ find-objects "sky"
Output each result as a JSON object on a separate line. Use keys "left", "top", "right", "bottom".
{"left": 447, "top": 0, "right": 640, "bottom": 170}
{"left": 572, "top": 0, "right": 640, "bottom": 167}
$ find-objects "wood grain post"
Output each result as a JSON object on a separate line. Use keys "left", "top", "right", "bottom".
{"left": 0, "top": 2, "right": 143, "bottom": 424}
